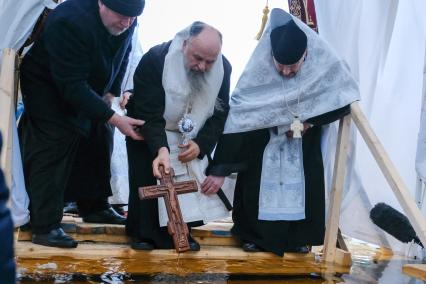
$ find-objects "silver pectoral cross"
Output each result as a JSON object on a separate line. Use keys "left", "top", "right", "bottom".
{"left": 290, "top": 117, "right": 304, "bottom": 138}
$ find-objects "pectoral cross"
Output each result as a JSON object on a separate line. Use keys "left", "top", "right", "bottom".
{"left": 290, "top": 117, "right": 304, "bottom": 138}
{"left": 139, "top": 166, "right": 198, "bottom": 253}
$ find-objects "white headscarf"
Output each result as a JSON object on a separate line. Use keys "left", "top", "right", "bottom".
{"left": 162, "top": 24, "right": 224, "bottom": 135}
{"left": 224, "top": 8, "right": 359, "bottom": 134}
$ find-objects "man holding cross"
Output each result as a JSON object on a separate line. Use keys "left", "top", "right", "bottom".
{"left": 125, "top": 21, "right": 232, "bottom": 250}
{"left": 204, "top": 8, "right": 360, "bottom": 256}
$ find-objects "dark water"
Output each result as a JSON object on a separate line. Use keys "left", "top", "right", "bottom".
{"left": 16, "top": 257, "right": 426, "bottom": 284}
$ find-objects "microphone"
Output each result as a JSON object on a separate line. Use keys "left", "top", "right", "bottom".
{"left": 370, "top": 202, "right": 423, "bottom": 247}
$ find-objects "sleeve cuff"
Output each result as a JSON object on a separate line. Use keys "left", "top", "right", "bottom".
{"left": 207, "top": 163, "right": 247, "bottom": 176}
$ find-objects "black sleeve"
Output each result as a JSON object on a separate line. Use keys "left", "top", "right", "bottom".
{"left": 206, "top": 132, "right": 248, "bottom": 176}
{"left": 44, "top": 20, "right": 114, "bottom": 122}
{"left": 306, "top": 105, "right": 351, "bottom": 126}
{"left": 109, "top": 41, "right": 132, "bottom": 96}
{"left": 193, "top": 57, "right": 232, "bottom": 158}
{"left": 128, "top": 51, "right": 168, "bottom": 156}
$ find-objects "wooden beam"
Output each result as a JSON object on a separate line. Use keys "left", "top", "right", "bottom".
{"left": 351, "top": 102, "right": 426, "bottom": 247}
{"left": 403, "top": 264, "right": 426, "bottom": 281}
{"left": 0, "top": 48, "right": 17, "bottom": 189}
{"left": 333, "top": 248, "right": 352, "bottom": 266}
{"left": 337, "top": 228, "right": 348, "bottom": 251}
{"left": 323, "top": 115, "right": 351, "bottom": 263}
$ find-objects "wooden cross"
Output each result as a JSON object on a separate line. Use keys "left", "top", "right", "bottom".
{"left": 138, "top": 166, "right": 198, "bottom": 253}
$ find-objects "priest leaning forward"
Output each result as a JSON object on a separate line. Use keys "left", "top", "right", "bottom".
{"left": 125, "top": 22, "right": 232, "bottom": 251}
{"left": 19, "top": 0, "right": 145, "bottom": 248}
{"left": 205, "top": 8, "right": 360, "bottom": 256}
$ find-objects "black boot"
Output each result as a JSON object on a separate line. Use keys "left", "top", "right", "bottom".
{"left": 188, "top": 235, "right": 200, "bottom": 251}
{"left": 286, "top": 245, "right": 310, "bottom": 253}
{"left": 32, "top": 228, "right": 78, "bottom": 248}
{"left": 130, "top": 238, "right": 155, "bottom": 250}
{"left": 82, "top": 207, "right": 126, "bottom": 225}
{"left": 242, "top": 242, "right": 263, "bottom": 252}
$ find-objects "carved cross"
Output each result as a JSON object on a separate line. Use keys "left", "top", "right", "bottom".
{"left": 138, "top": 166, "right": 198, "bottom": 253}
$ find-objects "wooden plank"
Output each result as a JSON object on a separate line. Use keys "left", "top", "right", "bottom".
{"left": 193, "top": 235, "right": 239, "bottom": 246}
{"left": 333, "top": 248, "right": 352, "bottom": 266}
{"left": 0, "top": 48, "right": 17, "bottom": 188}
{"left": 17, "top": 230, "right": 130, "bottom": 243}
{"left": 403, "top": 264, "right": 426, "bottom": 281}
{"left": 337, "top": 228, "right": 348, "bottom": 251}
{"left": 351, "top": 102, "right": 426, "bottom": 247}
{"left": 15, "top": 241, "right": 316, "bottom": 261}
{"left": 323, "top": 115, "right": 351, "bottom": 263}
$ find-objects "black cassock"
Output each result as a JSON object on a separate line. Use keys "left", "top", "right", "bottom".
{"left": 125, "top": 41, "right": 232, "bottom": 248}
{"left": 19, "top": 0, "right": 133, "bottom": 233}
{"left": 209, "top": 106, "right": 350, "bottom": 256}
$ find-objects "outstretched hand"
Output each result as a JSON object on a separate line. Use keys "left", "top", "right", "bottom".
{"left": 201, "top": 175, "right": 225, "bottom": 195}
{"left": 119, "top": 91, "right": 132, "bottom": 109}
{"left": 108, "top": 113, "right": 144, "bottom": 140}
{"left": 153, "top": 147, "right": 170, "bottom": 178}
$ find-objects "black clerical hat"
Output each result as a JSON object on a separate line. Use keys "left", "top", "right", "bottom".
{"left": 270, "top": 20, "right": 307, "bottom": 65}
{"left": 101, "top": 0, "right": 145, "bottom": 17}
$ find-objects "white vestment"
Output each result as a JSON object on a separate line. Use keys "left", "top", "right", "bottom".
{"left": 224, "top": 9, "right": 360, "bottom": 221}
{"left": 157, "top": 24, "right": 233, "bottom": 226}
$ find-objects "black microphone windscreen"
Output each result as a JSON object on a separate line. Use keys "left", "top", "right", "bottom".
{"left": 370, "top": 202, "right": 422, "bottom": 246}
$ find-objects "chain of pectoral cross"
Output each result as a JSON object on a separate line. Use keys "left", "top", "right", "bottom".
{"left": 282, "top": 80, "right": 304, "bottom": 138}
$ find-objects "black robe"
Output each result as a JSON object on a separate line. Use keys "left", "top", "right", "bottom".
{"left": 19, "top": 0, "right": 134, "bottom": 233}
{"left": 0, "top": 134, "right": 15, "bottom": 283}
{"left": 125, "top": 41, "right": 232, "bottom": 248}
{"left": 209, "top": 106, "right": 350, "bottom": 256}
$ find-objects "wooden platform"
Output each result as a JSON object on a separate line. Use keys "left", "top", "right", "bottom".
{"left": 16, "top": 216, "right": 238, "bottom": 246}
{"left": 403, "top": 264, "right": 426, "bottom": 280}
{"left": 16, "top": 242, "right": 353, "bottom": 277}
{"left": 15, "top": 217, "right": 352, "bottom": 277}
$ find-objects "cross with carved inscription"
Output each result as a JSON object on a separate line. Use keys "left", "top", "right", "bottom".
{"left": 138, "top": 166, "right": 198, "bottom": 253}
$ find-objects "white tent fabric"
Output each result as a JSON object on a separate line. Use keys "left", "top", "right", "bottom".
{"left": 316, "top": 0, "right": 426, "bottom": 254}
{"left": 0, "top": 0, "right": 59, "bottom": 227}
{"left": 415, "top": 48, "right": 426, "bottom": 181}
{"left": 109, "top": 26, "right": 143, "bottom": 205}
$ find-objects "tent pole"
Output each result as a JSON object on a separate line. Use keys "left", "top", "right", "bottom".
{"left": 351, "top": 102, "right": 426, "bottom": 247}
{"left": 323, "top": 115, "right": 351, "bottom": 263}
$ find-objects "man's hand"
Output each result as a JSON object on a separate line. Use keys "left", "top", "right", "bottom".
{"left": 108, "top": 113, "right": 144, "bottom": 140}
{"left": 120, "top": 91, "right": 132, "bottom": 109}
{"left": 201, "top": 175, "right": 225, "bottom": 195}
{"left": 102, "top": 92, "right": 115, "bottom": 108}
{"left": 178, "top": 140, "right": 200, "bottom": 163}
{"left": 153, "top": 147, "right": 170, "bottom": 178}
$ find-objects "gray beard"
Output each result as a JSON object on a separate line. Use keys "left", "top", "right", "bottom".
{"left": 187, "top": 70, "right": 206, "bottom": 95}
{"left": 186, "top": 69, "right": 224, "bottom": 112}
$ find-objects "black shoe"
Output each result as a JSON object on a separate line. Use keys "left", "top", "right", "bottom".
{"left": 242, "top": 242, "right": 263, "bottom": 252}
{"left": 82, "top": 208, "right": 126, "bottom": 225}
{"left": 188, "top": 235, "right": 200, "bottom": 251}
{"left": 63, "top": 202, "right": 78, "bottom": 214}
{"left": 32, "top": 228, "right": 78, "bottom": 248}
{"left": 287, "top": 245, "right": 310, "bottom": 253}
{"left": 130, "top": 238, "right": 155, "bottom": 250}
